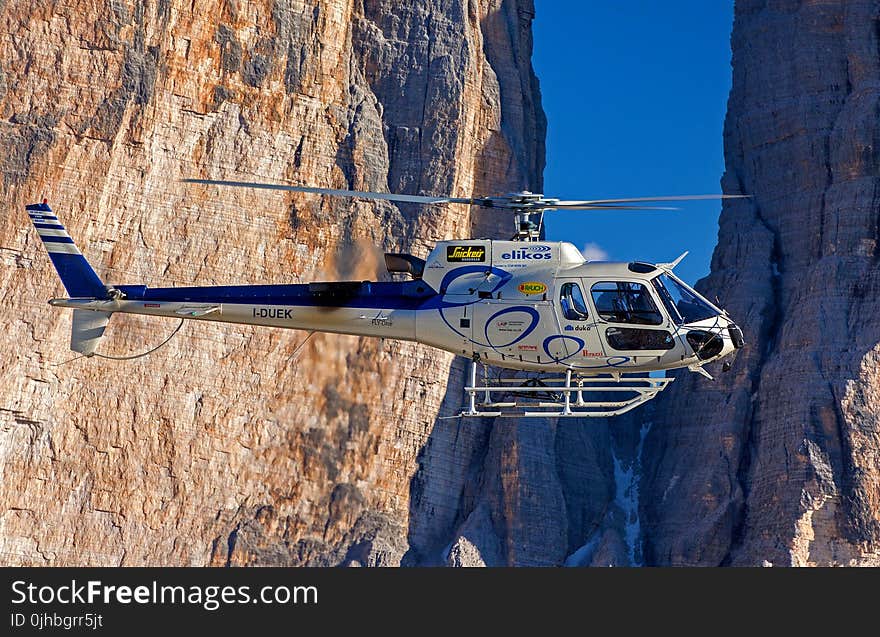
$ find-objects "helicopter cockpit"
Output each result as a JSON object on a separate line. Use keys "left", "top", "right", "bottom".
{"left": 590, "top": 280, "right": 664, "bottom": 325}
{"left": 553, "top": 259, "right": 744, "bottom": 369}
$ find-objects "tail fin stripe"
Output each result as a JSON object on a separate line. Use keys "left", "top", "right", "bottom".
{"left": 45, "top": 243, "right": 82, "bottom": 255}
{"left": 26, "top": 202, "right": 104, "bottom": 296}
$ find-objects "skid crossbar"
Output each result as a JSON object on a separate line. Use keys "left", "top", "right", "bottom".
{"left": 460, "top": 362, "right": 673, "bottom": 418}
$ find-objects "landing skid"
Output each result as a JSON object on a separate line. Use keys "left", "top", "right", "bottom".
{"left": 457, "top": 362, "right": 673, "bottom": 418}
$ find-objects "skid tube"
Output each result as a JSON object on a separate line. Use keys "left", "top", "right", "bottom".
{"left": 459, "top": 361, "right": 673, "bottom": 418}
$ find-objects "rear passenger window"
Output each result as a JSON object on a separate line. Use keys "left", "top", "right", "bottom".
{"left": 560, "top": 282, "right": 589, "bottom": 321}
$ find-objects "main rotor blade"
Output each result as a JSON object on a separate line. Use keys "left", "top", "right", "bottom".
{"left": 551, "top": 194, "right": 749, "bottom": 207}
{"left": 547, "top": 205, "right": 679, "bottom": 211}
{"left": 183, "top": 178, "right": 477, "bottom": 205}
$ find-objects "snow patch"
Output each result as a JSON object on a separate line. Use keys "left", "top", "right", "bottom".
{"left": 564, "top": 532, "right": 602, "bottom": 567}
{"left": 611, "top": 421, "right": 651, "bottom": 565}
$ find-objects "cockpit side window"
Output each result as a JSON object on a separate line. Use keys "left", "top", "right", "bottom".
{"left": 590, "top": 281, "right": 663, "bottom": 325}
{"left": 560, "top": 282, "right": 590, "bottom": 321}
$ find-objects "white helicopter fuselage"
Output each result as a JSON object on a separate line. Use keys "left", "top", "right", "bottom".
{"left": 29, "top": 198, "right": 746, "bottom": 417}
{"left": 51, "top": 239, "right": 742, "bottom": 376}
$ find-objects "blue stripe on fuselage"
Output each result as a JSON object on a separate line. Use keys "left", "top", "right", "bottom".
{"left": 117, "top": 280, "right": 440, "bottom": 310}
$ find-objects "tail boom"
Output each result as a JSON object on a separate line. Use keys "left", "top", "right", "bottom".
{"left": 31, "top": 202, "right": 426, "bottom": 351}
{"left": 48, "top": 296, "right": 418, "bottom": 341}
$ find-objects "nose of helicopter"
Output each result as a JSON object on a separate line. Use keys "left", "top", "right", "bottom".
{"left": 727, "top": 322, "right": 745, "bottom": 350}
{"left": 717, "top": 320, "right": 744, "bottom": 361}
{"left": 684, "top": 315, "right": 744, "bottom": 363}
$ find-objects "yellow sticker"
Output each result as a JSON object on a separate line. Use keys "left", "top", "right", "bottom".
{"left": 446, "top": 245, "right": 486, "bottom": 262}
{"left": 518, "top": 282, "right": 547, "bottom": 295}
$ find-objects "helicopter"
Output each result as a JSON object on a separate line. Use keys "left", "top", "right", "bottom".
{"left": 26, "top": 182, "right": 746, "bottom": 418}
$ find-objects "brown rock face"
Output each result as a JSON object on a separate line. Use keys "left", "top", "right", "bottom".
{"left": 0, "top": 0, "right": 546, "bottom": 566}
{"left": 9, "top": 0, "right": 874, "bottom": 569}
{"left": 639, "top": 0, "right": 880, "bottom": 566}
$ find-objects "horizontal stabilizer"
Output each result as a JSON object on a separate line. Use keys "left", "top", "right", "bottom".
{"left": 175, "top": 305, "right": 221, "bottom": 317}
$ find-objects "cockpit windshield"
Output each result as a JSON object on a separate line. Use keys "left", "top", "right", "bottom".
{"left": 652, "top": 273, "right": 719, "bottom": 324}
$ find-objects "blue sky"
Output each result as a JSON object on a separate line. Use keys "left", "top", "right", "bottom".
{"left": 532, "top": 1, "right": 734, "bottom": 285}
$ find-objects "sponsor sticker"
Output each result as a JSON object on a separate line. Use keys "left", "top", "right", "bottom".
{"left": 495, "top": 320, "right": 525, "bottom": 333}
{"left": 517, "top": 281, "right": 547, "bottom": 295}
{"left": 500, "top": 244, "right": 553, "bottom": 261}
{"left": 447, "top": 245, "right": 486, "bottom": 262}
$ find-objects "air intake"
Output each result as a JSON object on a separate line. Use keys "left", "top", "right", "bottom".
{"left": 384, "top": 253, "right": 425, "bottom": 279}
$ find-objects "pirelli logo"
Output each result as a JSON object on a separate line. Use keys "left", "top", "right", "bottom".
{"left": 446, "top": 245, "right": 486, "bottom": 262}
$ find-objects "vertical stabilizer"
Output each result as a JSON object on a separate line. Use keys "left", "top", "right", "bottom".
{"left": 26, "top": 201, "right": 106, "bottom": 298}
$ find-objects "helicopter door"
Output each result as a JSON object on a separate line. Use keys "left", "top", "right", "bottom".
{"left": 587, "top": 280, "right": 683, "bottom": 363}
{"left": 554, "top": 280, "right": 608, "bottom": 364}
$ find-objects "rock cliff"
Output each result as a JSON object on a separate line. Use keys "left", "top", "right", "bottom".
{"left": 4, "top": 0, "right": 877, "bottom": 569}
{"left": 0, "top": 0, "right": 547, "bottom": 566}
{"left": 638, "top": 0, "right": 880, "bottom": 566}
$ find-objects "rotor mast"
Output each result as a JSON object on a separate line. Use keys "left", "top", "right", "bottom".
{"left": 486, "top": 191, "right": 556, "bottom": 241}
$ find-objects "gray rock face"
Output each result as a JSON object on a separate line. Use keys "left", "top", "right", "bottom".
{"left": 640, "top": 0, "right": 880, "bottom": 566}
{"left": 407, "top": 386, "right": 643, "bottom": 566}
{"left": 444, "top": 503, "right": 503, "bottom": 567}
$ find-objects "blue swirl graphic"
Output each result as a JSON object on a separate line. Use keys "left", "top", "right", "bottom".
{"left": 542, "top": 335, "right": 585, "bottom": 362}
{"left": 484, "top": 306, "right": 540, "bottom": 347}
{"left": 426, "top": 266, "right": 513, "bottom": 344}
